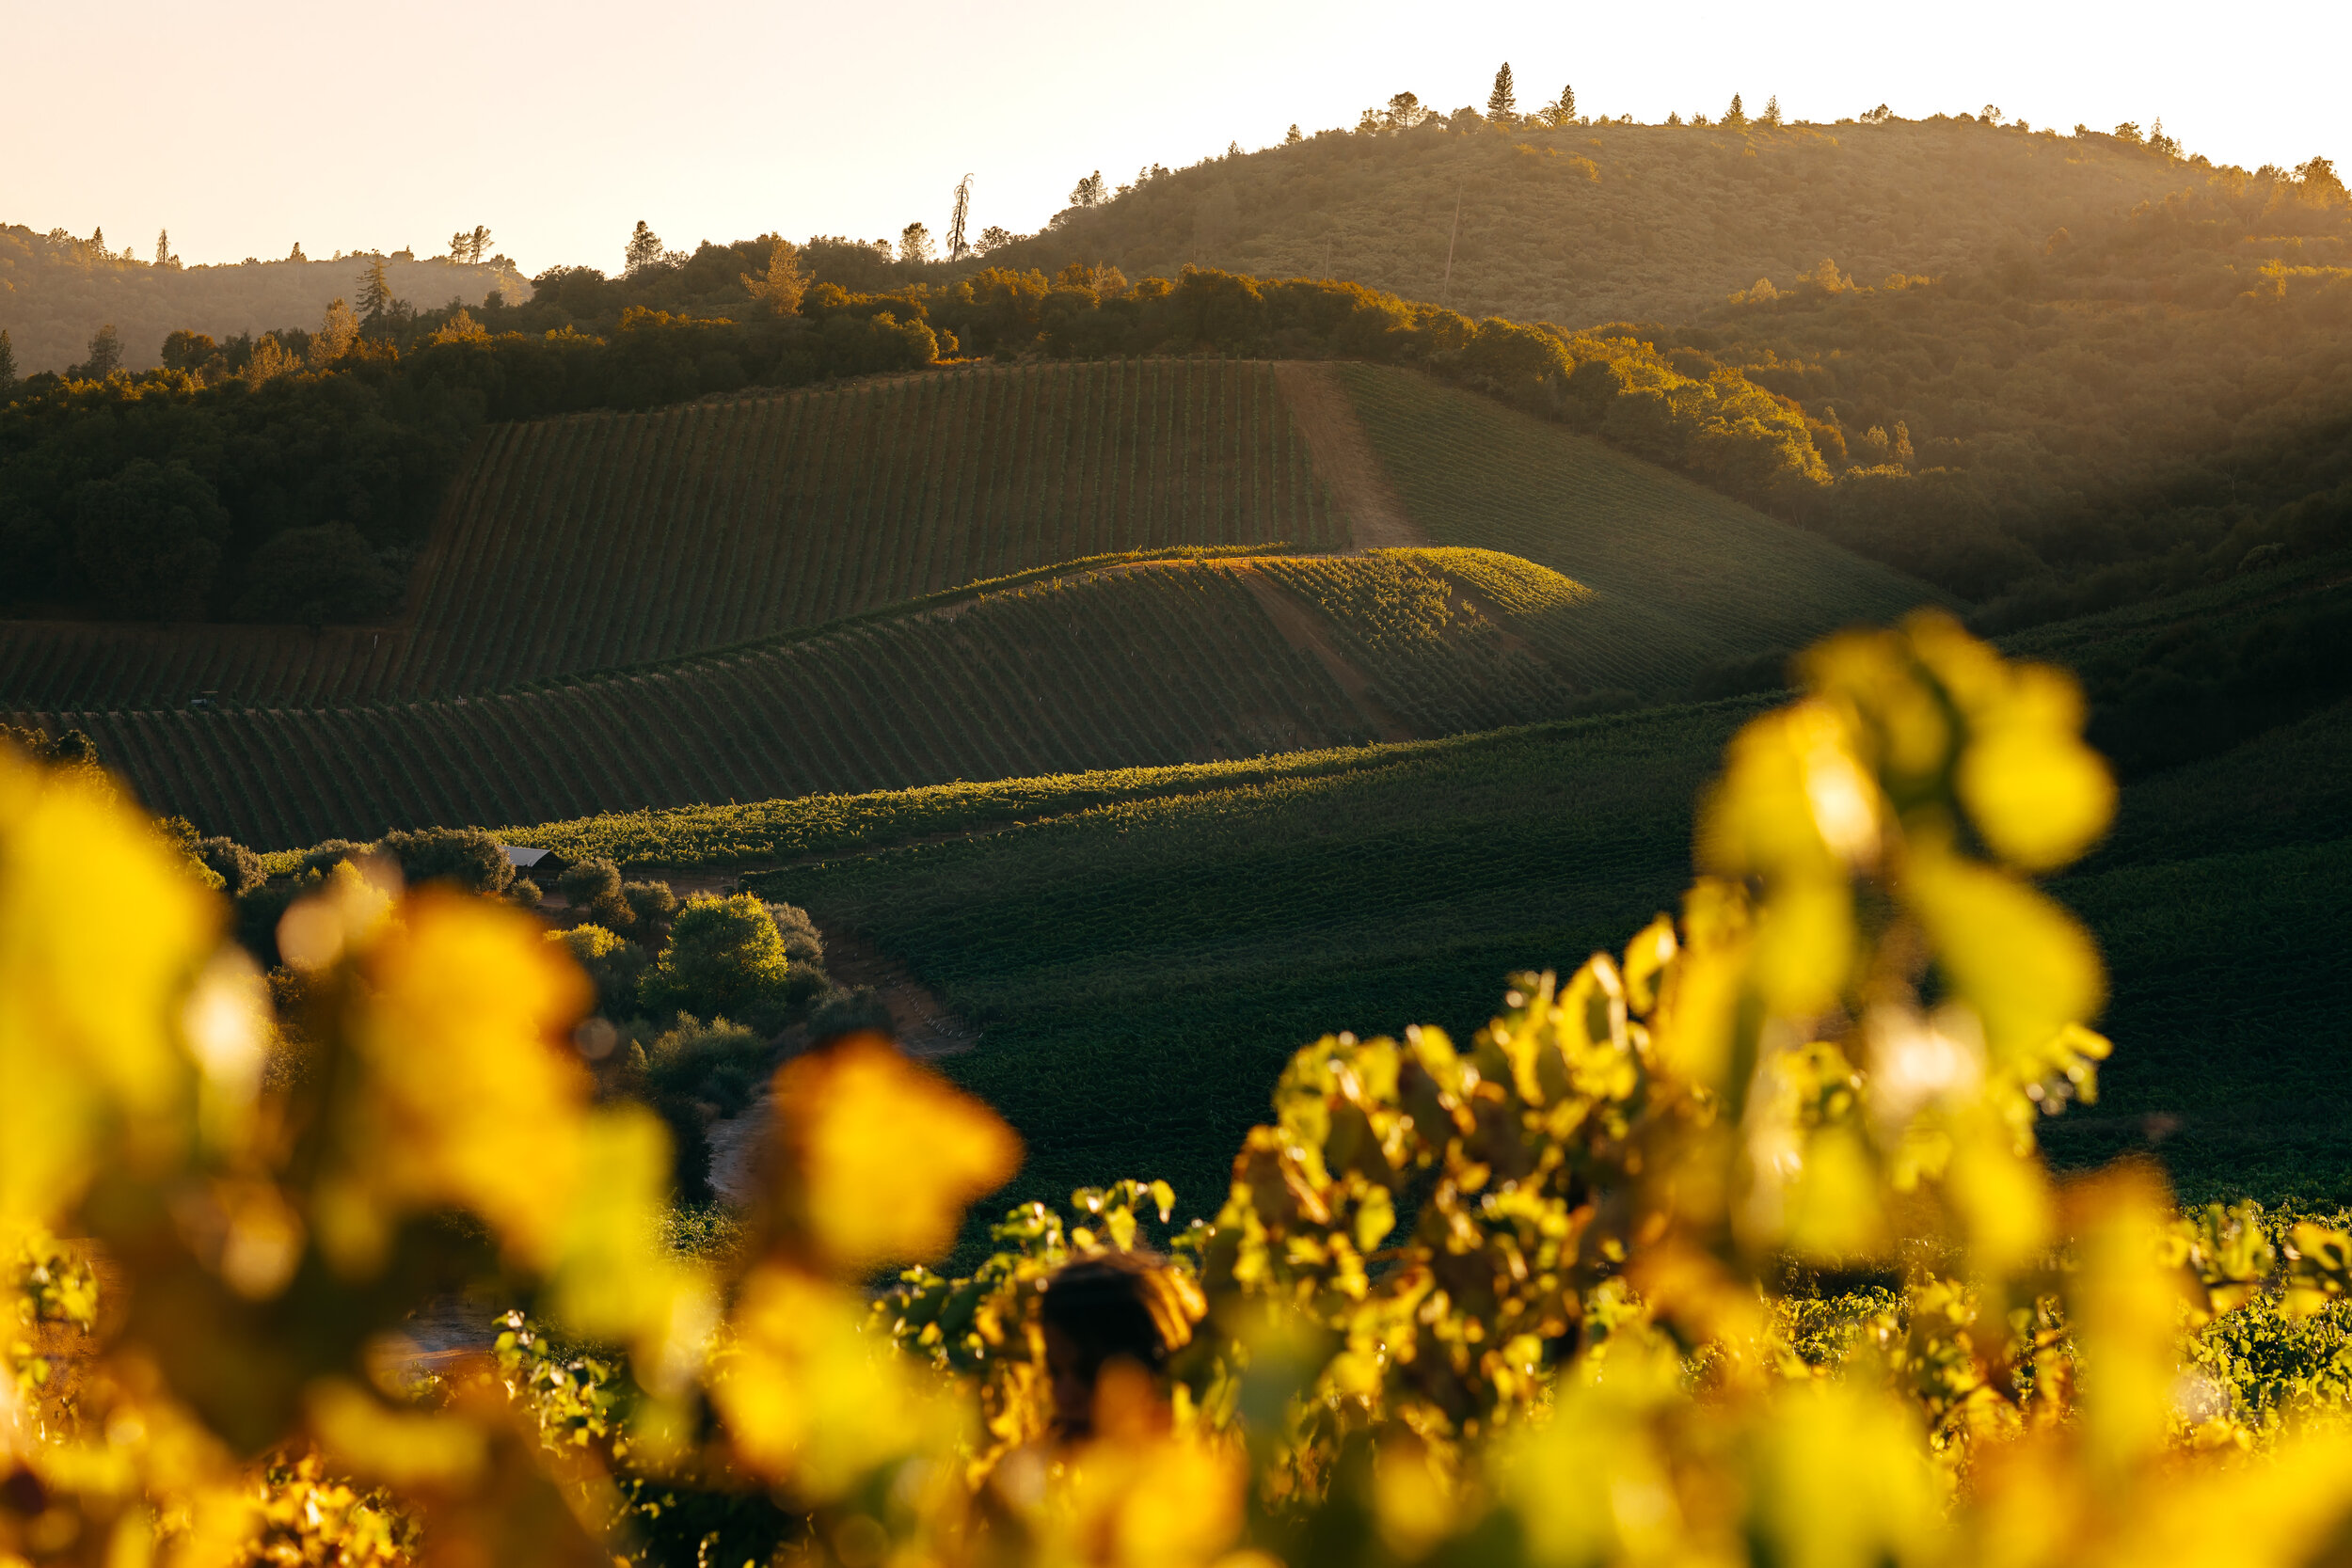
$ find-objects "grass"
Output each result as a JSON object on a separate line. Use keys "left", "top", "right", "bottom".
{"left": 1333, "top": 362, "right": 1942, "bottom": 688}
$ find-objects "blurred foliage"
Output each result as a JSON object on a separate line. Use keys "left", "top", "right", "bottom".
{"left": 16, "top": 614, "right": 2352, "bottom": 1568}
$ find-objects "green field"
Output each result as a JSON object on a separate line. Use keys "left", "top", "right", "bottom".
{"left": 1333, "top": 362, "right": 1942, "bottom": 685}
{"left": 26, "top": 550, "right": 1648, "bottom": 847}
{"left": 0, "top": 359, "right": 1342, "bottom": 708}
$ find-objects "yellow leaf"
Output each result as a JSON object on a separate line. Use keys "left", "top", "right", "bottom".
{"left": 1956, "top": 670, "right": 2116, "bottom": 872}
{"left": 330, "top": 891, "right": 593, "bottom": 1275}
{"left": 0, "top": 750, "right": 213, "bottom": 1226}
{"left": 1901, "top": 847, "right": 2104, "bottom": 1067}
{"left": 777, "top": 1037, "right": 1022, "bottom": 1273}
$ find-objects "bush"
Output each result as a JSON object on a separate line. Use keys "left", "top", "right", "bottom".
{"left": 506, "top": 877, "right": 542, "bottom": 909}
{"left": 377, "top": 826, "right": 513, "bottom": 895}
{"left": 642, "top": 893, "right": 796, "bottom": 1030}
{"left": 808, "top": 985, "right": 893, "bottom": 1044}
{"left": 194, "top": 834, "right": 265, "bottom": 895}
{"left": 621, "top": 879, "right": 679, "bottom": 931}
{"left": 548, "top": 923, "right": 649, "bottom": 1017}
{"left": 637, "top": 1014, "right": 771, "bottom": 1115}
{"left": 764, "top": 899, "right": 825, "bottom": 967}
{"left": 558, "top": 856, "right": 630, "bottom": 927}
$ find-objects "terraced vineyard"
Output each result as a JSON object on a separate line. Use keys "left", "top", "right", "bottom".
{"left": 1333, "top": 363, "right": 1942, "bottom": 685}
{"left": 0, "top": 359, "right": 1342, "bottom": 708}
{"left": 27, "top": 551, "right": 1637, "bottom": 847}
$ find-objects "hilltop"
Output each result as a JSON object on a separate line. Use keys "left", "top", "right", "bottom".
{"left": 990, "top": 115, "right": 2212, "bottom": 326}
{"left": 0, "top": 224, "right": 526, "bottom": 373}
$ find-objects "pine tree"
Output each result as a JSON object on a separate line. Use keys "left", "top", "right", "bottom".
{"left": 79, "top": 325, "right": 121, "bottom": 379}
{"left": 469, "top": 225, "right": 492, "bottom": 263}
{"left": 947, "top": 175, "right": 974, "bottom": 261}
{"left": 1724, "top": 93, "right": 1746, "bottom": 127}
{"left": 1487, "top": 62, "right": 1518, "bottom": 125}
{"left": 899, "top": 222, "right": 935, "bottom": 265}
{"left": 90, "top": 226, "right": 104, "bottom": 253}
{"left": 357, "top": 258, "right": 394, "bottom": 323}
{"left": 155, "top": 229, "right": 169, "bottom": 266}
{"left": 448, "top": 230, "right": 471, "bottom": 261}
{"left": 289, "top": 241, "right": 307, "bottom": 261}
{"left": 1762, "top": 95, "right": 1782, "bottom": 126}
{"left": 624, "top": 220, "right": 665, "bottom": 275}
{"left": 739, "top": 237, "right": 806, "bottom": 313}
{"left": 1284, "top": 124, "right": 1303, "bottom": 146}
{"left": 0, "top": 329, "right": 15, "bottom": 394}
{"left": 1069, "top": 171, "right": 1106, "bottom": 208}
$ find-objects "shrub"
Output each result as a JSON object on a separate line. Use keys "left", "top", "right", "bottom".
{"left": 808, "top": 985, "right": 893, "bottom": 1043}
{"left": 548, "top": 922, "right": 648, "bottom": 1017}
{"left": 558, "top": 856, "right": 630, "bottom": 927}
{"left": 621, "top": 879, "right": 679, "bottom": 931}
{"left": 376, "top": 826, "right": 513, "bottom": 894}
{"left": 195, "top": 834, "right": 266, "bottom": 895}
{"left": 506, "top": 876, "right": 542, "bottom": 909}
{"left": 642, "top": 893, "right": 795, "bottom": 1030}
{"left": 765, "top": 899, "right": 825, "bottom": 967}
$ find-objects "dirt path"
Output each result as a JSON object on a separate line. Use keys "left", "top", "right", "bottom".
{"left": 820, "top": 932, "right": 981, "bottom": 1058}
{"left": 1271, "top": 361, "right": 1426, "bottom": 551}
{"left": 1234, "top": 570, "right": 1418, "bottom": 743}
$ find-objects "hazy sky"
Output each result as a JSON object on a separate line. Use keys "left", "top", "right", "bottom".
{"left": 8, "top": 0, "right": 2341, "bottom": 277}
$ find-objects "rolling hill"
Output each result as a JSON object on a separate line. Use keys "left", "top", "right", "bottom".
{"left": 25, "top": 548, "right": 1685, "bottom": 847}
{"left": 992, "top": 116, "right": 2205, "bottom": 328}
{"left": 0, "top": 225, "right": 526, "bottom": 373}
{"left": 5, "top": 358, "right": 1936, "bottom": 845}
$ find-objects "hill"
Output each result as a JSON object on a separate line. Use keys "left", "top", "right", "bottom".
{"left": 0, "top": 358, "right": 1340, "bottom": 705}
{"left": 0, "top": 224, "right": 526, "bottom": 373}
{"left": 0, "top": 357, "right": 1931, "bottom": 710}
{"left": 1326, "top": 362, "right": 1935, "bottom": 680}
{"left": 16, "top": 547, "right": 1760, "bottom": 847}
{"left": 991, "top": 116, "right": 2207, "bottom": 327}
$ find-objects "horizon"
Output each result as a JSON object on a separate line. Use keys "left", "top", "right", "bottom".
{"left": 5, "top": 0, "right": 2344, "bottom": 278}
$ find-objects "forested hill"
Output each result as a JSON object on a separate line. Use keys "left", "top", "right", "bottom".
{"left": 987, "top": 116, "right": 2217, "bottom": 326}
{"left": 0, "top": 226, "right": 526, "bottom": 374}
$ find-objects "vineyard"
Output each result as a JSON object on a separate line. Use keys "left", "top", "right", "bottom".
{"left": 20, "top": 551, "right": 1666, "bottom": 847}
{"left": 1328, "top": 362, "right": 1940, "bottom": 682}
{"left": 0, "top": 359, "right": 1343, "bottom": 708}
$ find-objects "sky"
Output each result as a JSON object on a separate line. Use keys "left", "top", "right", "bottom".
{"left": 7, "top": 0, "right": 2343, "bottom": 277}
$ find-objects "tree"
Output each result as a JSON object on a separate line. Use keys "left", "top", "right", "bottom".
{"left": 739, "top": 236, "right": 806, "bottom": 314}
{"left": 154, "top": 229, "right": 173, "bottom": 266}
{"left": 0, "top": 329, "right": 14, "bottom": 395}
{"left": 232, "top": 522, "right": 399, "bottom": 626}
{"left": 308, "top": 298, "right": 358, "bottom": 369}
{"left": 1536, "top": 84, "right": 1577, "bottom": 128}
{"left": 1762, "top": 94, "right": 1783, "bottom": 126}
{"left": 625, "top": 220, "right": 665, "bottom": 275}
{"left": 643, "top": 893, "right": 796, "bottom": 1027}
{"left": 1863, "top": 103, "right": 1893, "bottom": 123}
{"left": 288, "top": 241, "right": 306, "bottom": 261}
{"left": 2298, "top": 156, "right": 2347, "bottom": 202}
{"left": 89, "top": 226, "right": 104, "bottom": 253}
{"left": 448, "top": 231, "right": 471, "bottom": 261}
{"left": 1381, "top": 92, "right": 1427, "bottom": 131}
{"left": 469, "top": 225, "right": 492, "bottom": 263}
{"left": 1069, "top": 171, "right": 1107, "bottom": 209}
{"left": 1487, "top": 62, "right": 1518, "bottom": 125}
{"left": 977, "top": 225, "right": 1013, "bottom": 254}
{"left": 1284, "top": 123, "right": 1302, "bottom": 145}
{"left": 70, "top": 459, "right": 230, "bottom": 620}
{"left": 947, "top": 174, "right": 974, "bottom": 261}
{"left": 899, "top": 222, "right": 935, "bottom": 265}
{"left": 1724, "top": 93, "right": 1747, "bottom": 127}
{"left": 74, "top": 325, "right": 122, "bottom": 379}
{"left": 378, "top": 826, "right": 514, "bottom": 895}
{"left": 356, "top": 258, "right": 394, "bottom": 323}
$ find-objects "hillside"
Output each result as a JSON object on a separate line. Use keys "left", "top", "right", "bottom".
{"left": 992, "top": 117, "right": 2205, "bottom": 327}
{"left": 1327, "top": 362, "right": 1935, "bottom": 679}
{"left": 0, "top": 225, "right": 527, "bottom": 373}
{"left": 0, "top": 359, "right": 1341, "bottom": 705}
{"left": 391, "top": 681, "right": 2345, "bottom": 1238}
{"left": 19, "top": 549, "right": 1669, "bottom": 847}
{"left": 0, "top": 358, "right": 1931, "bottom": 709}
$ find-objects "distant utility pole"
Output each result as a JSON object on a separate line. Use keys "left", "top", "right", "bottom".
{"left": 1438, "top": 184, "right": 1465, "bottom": 308}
